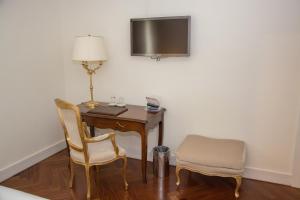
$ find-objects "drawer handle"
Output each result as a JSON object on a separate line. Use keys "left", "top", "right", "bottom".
{"left": 116, "top": 121, "right": 126, "bottom": 128}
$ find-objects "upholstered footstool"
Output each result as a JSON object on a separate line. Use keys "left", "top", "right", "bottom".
{"left": 175, "top": 135, "right": 246, "bottom": 198}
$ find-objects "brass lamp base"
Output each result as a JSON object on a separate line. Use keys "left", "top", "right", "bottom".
{"left": 81, "top": 61, "right": 102, "bottom": 109}
{"left": 84, "top": 100, "right": 100, "bottom": 109}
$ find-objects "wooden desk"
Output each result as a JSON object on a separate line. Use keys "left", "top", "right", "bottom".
{"left": 79, "top": 103, "right": 166, "bottom": 183}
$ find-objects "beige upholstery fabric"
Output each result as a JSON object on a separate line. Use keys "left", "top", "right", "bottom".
{"left": 60, "top": 109, "right": 82, "bottom": 148}
{"left": 71, "top": 138, "right": 125, "bottom": 164}
{"left": 176, "top": 135, "right": 246, "bottom": 173}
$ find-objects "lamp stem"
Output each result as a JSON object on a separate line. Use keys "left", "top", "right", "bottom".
{"left": 82, "top": 62, "right": 101, "bottom": 108}
{"left": 89, "top": 73, "right": 94, "bottom": 102}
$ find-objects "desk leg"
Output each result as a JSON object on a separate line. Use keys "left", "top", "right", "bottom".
{"left": 89, "top": 126, "right": 95, "bottom": 137}
{"left": 158, "top": 119, "right": 164, "bottom": 146}
{"left": 141, "top": 128, "right": 148, "bottom": 183}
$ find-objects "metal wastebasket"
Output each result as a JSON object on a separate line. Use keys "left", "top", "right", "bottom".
{"left": 153, "top": 146, "right": 170, "bottom": 178}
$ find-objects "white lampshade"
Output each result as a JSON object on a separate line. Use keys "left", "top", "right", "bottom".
{"left": 72, "top": 35, "right": 107, "bottom": 62}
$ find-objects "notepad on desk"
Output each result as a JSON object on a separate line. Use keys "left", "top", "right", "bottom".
{"left": 88, "top": 106, "right": 128, "bottom": 116}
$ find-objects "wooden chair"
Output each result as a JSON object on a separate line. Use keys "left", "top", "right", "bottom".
{"left": 54, "top": 98, "right": 128, "bottom": 200}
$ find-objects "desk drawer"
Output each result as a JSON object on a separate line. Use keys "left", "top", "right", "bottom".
{"left": 83, "top": 116, "right": 144, "bottom": 133}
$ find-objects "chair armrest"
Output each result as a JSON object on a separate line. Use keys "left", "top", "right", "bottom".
{"left": 84, "top": 133, "right": 111, "bottom": 143}
{"left": 82, "top": 122, "right": 91, "bottom": 138}
{"left": 84, "top": 132, "right": 120, "bottom": 156}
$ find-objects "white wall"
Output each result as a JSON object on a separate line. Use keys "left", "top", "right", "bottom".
{"left": 1, "top": 0, "right": 299, "bottom": 186}
{"left": 60, "top": 0, "right": 300, "bottom": 185}
{"left": 0, "top": 0, "right": 65, "bottom": 181}
{"left": 292, "top": 111, "right": 300, "bottom": 187}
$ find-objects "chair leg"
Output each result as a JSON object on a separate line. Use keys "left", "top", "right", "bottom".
{"left": 176, "top": 166, "right": 182, "bottom": 186}
{"left": 69, "top": 159, "right": 74, "bottom": 188}
{"left": 96, "top": 165, "right": 100, "bottom": 174}
{"left": 234, "top": 176, "right": 242, "bottom": 198}
{"left": 85, "top": 165, "right": 91, "bottom": 200}
{"left": 92, "top": 166, "right": 98, "bottom": 185}
{"left": 92, "top": 166, "right": 99, "bottom": 183}
{"left": 122, "top": 157, "right": 129, "bottom": 191}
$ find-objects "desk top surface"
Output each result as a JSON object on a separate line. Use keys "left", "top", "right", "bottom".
{"left": 78, "top": 102, "right": 165, "bottom": 123}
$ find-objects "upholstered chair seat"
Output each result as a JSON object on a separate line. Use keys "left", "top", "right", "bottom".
{"left": 70, "top": 135, "right": 126, "bottom": 164}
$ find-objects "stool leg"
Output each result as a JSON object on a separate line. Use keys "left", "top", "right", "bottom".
{"left": 234, "top": 176, "right": 242, "bottom": 198}
{"left": 176, "top": 166, "right": 182, "bottom": 186}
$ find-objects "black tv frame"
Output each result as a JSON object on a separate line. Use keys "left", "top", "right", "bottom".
{"left": 130, "top": 16, "right": 191, "bottom": 59}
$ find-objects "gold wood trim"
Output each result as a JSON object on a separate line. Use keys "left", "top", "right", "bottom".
{"left": 116, "top": 121, "right": 126, "bottom": 128}
{"left": 110, "top": 133, "right": 119, "bottom": 156}
{"left": 178, "top": 164, "right": 241, "bottom": 178}
{"left": 176, "top": 164, "right": 242, "bottom": 198}
{"left": 84, "top": 133, "right": 111, "bottom": 143}
{"left": 234, "top": 176, "right": 242, "bottom": 198}
{"left": 67, "top": 139, "right": 83, "bottom": 152}
{"left": 176, "top": 166, "right": 181, "bottom": 186}
{"left": 82, "top": 122, "right": 91, "bottom": 138}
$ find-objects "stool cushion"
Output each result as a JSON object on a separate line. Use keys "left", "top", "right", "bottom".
{"left": 176, "top": 135, "right": 246, "bottom": 173}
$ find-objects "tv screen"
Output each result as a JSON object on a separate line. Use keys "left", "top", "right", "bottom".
{"left": 130, "top": 16, "right": 191, "bottom": 58}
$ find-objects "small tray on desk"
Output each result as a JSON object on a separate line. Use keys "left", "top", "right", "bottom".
{"left": 88, "top": 106, "right": 128, "bottom": 116}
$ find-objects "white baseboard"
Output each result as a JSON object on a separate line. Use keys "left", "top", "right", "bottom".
{"left": 243, "top": 167, "right": 292, "bottom": 186}
{"left": 0, "top": 140, "right": 66, "bottom": 183}
{"left": 126, "top": 149, "right": 293, "bottom": 186}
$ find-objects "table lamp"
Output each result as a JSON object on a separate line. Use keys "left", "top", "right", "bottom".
{"left": 72, "top": 35, "right": 107, "bottom": 108}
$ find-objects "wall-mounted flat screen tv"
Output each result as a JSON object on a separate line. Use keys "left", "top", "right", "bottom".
{"left": 130, "top": 16, "right": 191, "bottom": 58}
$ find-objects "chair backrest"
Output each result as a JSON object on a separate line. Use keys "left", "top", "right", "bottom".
{"left": 54, "top": 99, "right": 88, "bottom": 160}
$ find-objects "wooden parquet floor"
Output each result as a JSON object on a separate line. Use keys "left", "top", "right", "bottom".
{"left": 1, "top": 149, "right": 300, "bottom": 200}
